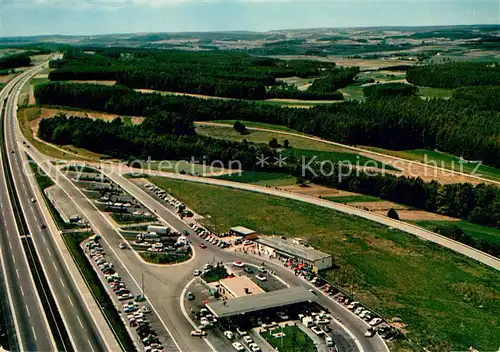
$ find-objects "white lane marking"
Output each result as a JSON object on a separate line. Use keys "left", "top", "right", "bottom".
{"left": 15, "top": 269, "right": 19, "bottom": 279}
{"left": 8, "top": 241, "right": 12, "bottom": 250}
{"left": 20, "top": 286, "right": 24, "bottom": 296}
{"left": 25, "top": 305, "right": 30, "bottom": 317}
{"left": 77, "top": 316, "right": 84, "bottom": 329}
{"left": 68, "top": 296, "right": 74, "bottom": 307}
{"left": 88, "top": 340, "right": 95, "bottom": 352}
{"left": 52, "top": 262, "right": 57, "bottom": 270}
{"left": 42, "top": 236, "right": 47, "bottom": 244}
{"left": 59, "top": 278, "right": 65, "bottom": 288}
{"left": 12, "top": 255, "right": 15, "bottom": 264}
{"left": 46, "top": 248, "right": 51, "bottom": 256}
{"left": 31, "top": 327, "right": 37, "bottom": 341}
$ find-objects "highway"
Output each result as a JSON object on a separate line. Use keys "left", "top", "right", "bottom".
{"left": 2, "top": 66, "right": 110, "bottom": 351}
{"left": 0, "top": 67, "right": 56, "bottom": 351}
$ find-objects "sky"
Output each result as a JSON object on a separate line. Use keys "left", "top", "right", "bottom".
{"left": 0, "top": 0, "right": 498, "bottom": 37}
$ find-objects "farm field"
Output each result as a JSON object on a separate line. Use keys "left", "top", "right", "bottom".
{"left": 148, "top": 176, "right": 500, "bottom": 352}
{"left": 326, "top": 195, "right": 381, "bottom": 203}
{"left": 418, "top": 86, "right": 453, "bottom": 99}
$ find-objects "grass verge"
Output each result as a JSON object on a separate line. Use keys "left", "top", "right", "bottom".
{"left": 214, "top": 171, "right": 297, "bottom": 187}
{"left": 62, "top": 232, "right": 134, "bottom": 351}
{"left": 326, "top": 195, "right": 381, "bottom": 203}
{"left": 149, "top": 176, "right": 500, "bottom": 352}
{"left": 260, "top": 325, "right": 315, "bottom": 352}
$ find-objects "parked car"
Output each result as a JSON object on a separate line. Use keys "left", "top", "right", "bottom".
{"left": 276, "top": 311, "right": 289, "bottom": 320}
{"left": 187, "top": 292, "right": 195, "bottom": 301}
{"left": 233, "top": 261, "right": 244, "bottom": 268}
{"left": 199, "top": 243, "right": 207, "bottom": 249}
{"left": 311, "top": 326, "right": 324, "bottom": 336}
{"left": 193, "top": 269, "right": 201, "bottom": 276}
{"left": 224, "top": 331, "right": 234, "bottom": 340}
{"left": 248, "top": 343, "right": 260, "bottom": 352}
{"left": 232, "top": 342, "right": 245, "bottom": 351}
{"left": 190, "top": 330, "right": 207, "bottom": 337}
{"left": 255, "top": 274, "right": 267, "bottom": 281}
{"left": 243, "top": 335, "right": 253, "bottom": 344}
{"left": 369, "top": 318, "right": 382, "bottom": 326}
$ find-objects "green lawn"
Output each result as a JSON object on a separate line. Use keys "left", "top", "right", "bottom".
{"left": 326, "top": 195, "right": 381, "bottom": 203}
{"left": 339, "top": 84, "right": 365, "bottom": 101}
{"left": 149, "top": 177, "right": 500, "bottom": 352}
{"left": 214, "top": 171, "right": 297, "bottom": 187}
{"left": 261, "top": 326, "right": 316, "bottom": 352}
{"left": 413, "top": 220, "right": 500, "bottom": 247}
{"left": 418, "top": 86, "right": 453, "bottom": 99}
{"left": 365, "top": 147, "right": 500, "bottom": 182}
{"left": 62, "top": 232, "right": 135, "bottom": 351}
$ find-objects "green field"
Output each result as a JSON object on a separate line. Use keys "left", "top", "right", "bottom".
{"left": 144, "top": 160, "right": 227, "bottom": 175}
{"left": 365, "top": 147, "right": 500, "bottom": 182}
{"left": 214, "top": 171, "right": 297, "bottom": 186}
{"left": 339, "top": 84, "right": 365, "bottom": 101}
{"left": 196, "top": 124, "right": 396, "bottom": 171}
{"left": 414, "top": 220, "right": 500, "bottom": 247}
{"left": 326, "top": 195, "right": 381, "bottom": 203}
{"left": 418, "top": 86, "right": 453, "bottom": 99}
{"left": 261, "top": 326, "right": 315, "bottom": 352}
{"left": 149, "top": 176, "right": 500, "bottom": 352}
{"left": 110, "top": 213, "right": 155, "bottom": 225}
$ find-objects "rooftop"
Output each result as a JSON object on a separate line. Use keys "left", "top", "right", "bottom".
{"left": 206, "top": 286, "right": 317, "bottom": 318}
{"left": 230, "top": 226, "right": 256, "bottom": 236}
{"left": 256, "top": 236, "right": 331, "bottom": 262}
{"left": 219, "top": 276, "right": 265, "bottom": 298}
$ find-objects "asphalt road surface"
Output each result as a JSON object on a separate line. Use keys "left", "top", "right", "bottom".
{"left": 0, "top": 67, "right": 55, "bottom": 351}
{"left": 4, "top": 66, "right": 108, "bottom": 351}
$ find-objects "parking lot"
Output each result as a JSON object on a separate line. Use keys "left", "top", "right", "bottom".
{"left": 83, "top": 235, "right": 170, "bottom": 351}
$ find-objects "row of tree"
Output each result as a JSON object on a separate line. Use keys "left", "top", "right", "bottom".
{"left": 406, "top": 62, "right": 500, "bottom": 88}
{"left": 38, "top": 114, "right": 278, "bottom": 170}
{"left": 35, "top": 82, "right": 500, "bottom": 168}
{"left": 301, "top": 162, "right": 500, "bottom": 235}
{"left": 433, "top": 225, "right": 500, "bottom": 258}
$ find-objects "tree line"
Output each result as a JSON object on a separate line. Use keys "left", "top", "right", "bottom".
{"left": 35, "top": 82, "right": 500, "bottom": 168}
{"left": 0, "top": 52, "right": 31, "bottom": 70}
{"left": 406, "top": 62, "right": 500, "bottom": 88}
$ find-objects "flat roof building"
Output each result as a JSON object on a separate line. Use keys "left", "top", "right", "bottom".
{"left": 229, "top": 226, "right": 257, "bottom": 239}
{"left": 256, "top": 236, "right": 332, "bottom": 271}
{"left": 206, "top": 286, "right": 317, "bottom": 318}
{"left": 218, "top": 276, "right": 265, "bottom": 299}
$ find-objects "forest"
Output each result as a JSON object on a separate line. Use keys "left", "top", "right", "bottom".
{"left": 48, "top": 49, "right": 346, "bottom": 100}
{"left": 363, "top": 82, "right": 418, "bottom": 99}
{"left": 35, "top": 81, "right": 500, "bottom": 168}
{"left": 406, "top": 62, "right": 500, "bottom": 88}
{"left": 0, "top": 52, "right": 31, "bottom": 69}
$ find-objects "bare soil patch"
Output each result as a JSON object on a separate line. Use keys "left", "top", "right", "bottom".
{"left": 281, "top": 184, "right": 357, "bottom": 198}
{"left": 374, "top": 210, "right": 458, "bottom": 221}
{"left": 350, "top": 201, "right": 407, "bottom": 211}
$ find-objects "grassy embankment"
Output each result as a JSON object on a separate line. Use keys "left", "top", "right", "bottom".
{"left": 326, "top": 195, "right": 381, "bottom": 203}
{"left": 149, "top": 176, "right": 500, "bottom": 352}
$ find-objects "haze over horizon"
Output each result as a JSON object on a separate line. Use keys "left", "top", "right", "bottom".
{"left": 0, "top": 0, "right": 498, "bottom": 37}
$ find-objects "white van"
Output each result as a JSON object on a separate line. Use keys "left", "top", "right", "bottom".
{"left": 325, "top": 336, "right": 334, "bottom": 347}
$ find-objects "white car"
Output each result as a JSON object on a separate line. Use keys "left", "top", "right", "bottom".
{"left": 191, "top": 330, "right": 207, "bottom": 337}
{"left": 354, "top": 307, "right": 364, "bottom": 315}
{"left": 311, "top": 326, "right": 324, "bottom": 335}
{"left": 365, "top": 329, "right": 375, "bottom": 337}
{"left": 193, "top": 269, "right": 201, "bottom": 276}
{"left": 224, "top": 331, "right": 234, "bottom": 340}
{"left": 119, "top": 243, "right": 127, "bottom": 249}
{"left": 232, "top": 342, "right": 245, "bottom": 351}
{"left": 277, "top": 311, "right": 289, "bottom": 320}
{"left": 255, "top": 274, "right": 267, "bottom": 281}
{"left": 243, "top": 335, "right": 253, "bottom": 344}
{"left": 232, "top": 261, "right": 244, "bottom": 268}
{"left": 248, "top": 343, "right": 261, "bottom": 352}
{"left": 369, "top": 318, "right": 382, "bottom": 326}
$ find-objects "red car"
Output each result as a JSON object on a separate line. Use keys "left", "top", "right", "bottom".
{"left": 199, "top": 243, "right": 207, "bottom": 249}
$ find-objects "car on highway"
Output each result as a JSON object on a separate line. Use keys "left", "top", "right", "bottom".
{"left": 119, "top": 243, "right": 127, "bottom": 249}
{"left": 232, "top": 342, "right": 245, "bottom": 351}
{"left": 190, "top": 330, "right": 207, "bottom": 337}
{"left": 255, "top": 274, "right": 267, "bottom": 281}
{"left": 30, "top": 198, "right": 36, "bottom": 203}
{"left": 364, "top": 328, "right": 375, "bottom": 337}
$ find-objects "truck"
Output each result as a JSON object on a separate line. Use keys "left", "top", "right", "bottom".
{"left": 302, "top": 317, "right": 314, "bottom": 328}
{"left": 147, "top": 225, "right": 170, "bottom": 235}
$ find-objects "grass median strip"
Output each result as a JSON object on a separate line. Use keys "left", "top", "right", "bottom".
{"left": 149, "top": 176, "right": 500, "bottom": 352}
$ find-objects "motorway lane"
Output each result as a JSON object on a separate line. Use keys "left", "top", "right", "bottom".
{"left": 0, "top": 71, "right": 55, "bottom": 351}
{"left": 5, "top": 70, "right": 108, "bottom": 351}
